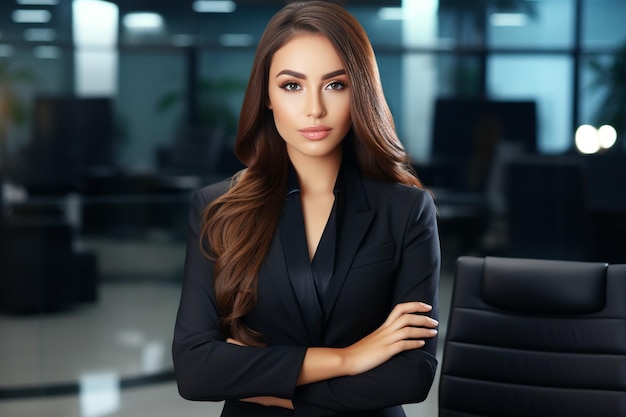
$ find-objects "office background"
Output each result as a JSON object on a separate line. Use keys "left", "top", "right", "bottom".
{"left": 1, "top": 0, "right": 625, "bottom": 416}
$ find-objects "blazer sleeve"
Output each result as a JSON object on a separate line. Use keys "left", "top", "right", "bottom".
{"left": 172, "top": 187, "right": 307, "bottom": 401}
{"left": 292, "top": 189, "right": 440, "bottom": 416}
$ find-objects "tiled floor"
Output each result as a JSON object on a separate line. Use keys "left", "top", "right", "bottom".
{"left": 0, "top": 250, "right": 453, "bottom": 417}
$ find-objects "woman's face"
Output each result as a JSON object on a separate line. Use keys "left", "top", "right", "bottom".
{"left": 268, "top": 33, "right": 352, "bottom": 163}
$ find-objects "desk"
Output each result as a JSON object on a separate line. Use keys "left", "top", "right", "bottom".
{"left": 0, "top": 172, "right": 205, "bottom": 314}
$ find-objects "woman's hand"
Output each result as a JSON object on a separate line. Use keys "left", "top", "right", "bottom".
{"left": 226, "top": 337, "right": 246, "bottom": 346}
{"left": 296, "top": 301, "right": 438, "bottom": 385}
{"left": 341, "top": 301, "right": 438, "bottom": 376}
{"left": 225, "top": 338, "right": 295, "bottom": 410}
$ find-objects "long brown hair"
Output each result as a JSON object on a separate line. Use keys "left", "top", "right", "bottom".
{"left": 200, "top": 1, "right": 424, "bottom": 346}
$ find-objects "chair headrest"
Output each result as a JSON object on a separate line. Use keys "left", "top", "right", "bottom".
{"left": 482, "top": 257, "right": 607, "bottom": 314}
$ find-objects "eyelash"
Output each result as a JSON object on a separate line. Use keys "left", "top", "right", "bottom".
{"left": 279, "top": 80, "right": 347, "bottom": 92}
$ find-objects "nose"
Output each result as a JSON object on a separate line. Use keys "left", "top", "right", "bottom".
{"left": 306, "top": 90, "right": 326, "bottom": 119}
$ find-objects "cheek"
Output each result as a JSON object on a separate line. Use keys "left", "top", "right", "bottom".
{"left": 335, "top": 98, "right": 352, "bottom": 127}
{"left": 270, "top": 102, "right": 298, "bottom": 141}
{"left": 271, "top": 103, "right": 293, "bottom": 130}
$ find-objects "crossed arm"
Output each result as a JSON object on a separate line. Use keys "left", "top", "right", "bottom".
{"left": 232, "top": 301, "right": 438, "bottom": 409}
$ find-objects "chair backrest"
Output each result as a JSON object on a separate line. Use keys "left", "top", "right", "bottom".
{"left": 438, "top": 256, "right": 626, "bottom": 417}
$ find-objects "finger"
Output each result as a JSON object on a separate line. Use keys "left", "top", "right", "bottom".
{"left": 396, "top": 313, "right": 439, "bottom": 329}
{"left": 385, "top": 312, "right": 438, "bottom": 334}
{"left": 389, "top": 301, "right": 433, "bottom": 318}
{"left": 398, "top": 326, "right": 438, "bottom": 340}
{"left": 385, "top": 302, "right": 432, "bottom": 325}
{"left": 395, "top": 339, "right": 427, "bottom": 351}
{"left": 226, "top": 338, "right": 246, "bottom": 346}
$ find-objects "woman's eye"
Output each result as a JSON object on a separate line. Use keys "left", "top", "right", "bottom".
{"left": 281, "top": 82, "right": 301, "bottom": 91}
{"left": 326, "top": 81, "right": 346, "bottom": 90}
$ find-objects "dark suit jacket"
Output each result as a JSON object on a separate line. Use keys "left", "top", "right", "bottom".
{"left": 172, "top": 166, "right": 441, "bottom": 417}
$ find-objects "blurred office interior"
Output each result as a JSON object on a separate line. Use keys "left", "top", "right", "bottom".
{"left": 1, "top": 0, "right": 625, "bottom": 416}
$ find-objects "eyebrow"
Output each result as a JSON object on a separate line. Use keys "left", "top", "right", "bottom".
{"left": 276, "top": 69, "right": 346, "bottom": 80}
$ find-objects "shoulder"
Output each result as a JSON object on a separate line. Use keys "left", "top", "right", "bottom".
{"left": 361, "top": 179, "right": 438, "bottom": 230}
{"left": 191, "top": 178, "right": 233, "bottom": 209}
{"left": 364, "top": 178, "right": 435, "bottom": 209}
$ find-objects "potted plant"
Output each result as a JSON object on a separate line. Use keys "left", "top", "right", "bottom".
{"left": 156, "top": 76, "right": 246, "bottom": 137}
{"left": 0, "top": 60, "right": 37, "bottom": 171}
{"left": 155, "top": 75, "right": 247, "bottom": 173}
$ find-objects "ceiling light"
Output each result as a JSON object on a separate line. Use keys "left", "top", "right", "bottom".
{"left": 219, "top": 33, "right": 253, "bottom": 47}
{"left": 24, "top": 28, "right": 56, "bottom": 41}
{"left": 489, "top": 13, "right": 528, "bottom": 27}
{"left": 17, "top": 0, "right": 59, "bottom": 5}
{"left": 193, "top": 1, "right": 236, "bottom": 13}
{"left": 123, "top": 12, "right": 164, "bottom": 30}
{"left": 12, "top": 9, "right": 52, "bottom": 23}
{"left": 378, "top": 7, "right": 404, "bottom": 21}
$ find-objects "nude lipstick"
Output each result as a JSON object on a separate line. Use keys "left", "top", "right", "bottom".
{"left": 298, "top": 126, "right": 332, "bottom": 140}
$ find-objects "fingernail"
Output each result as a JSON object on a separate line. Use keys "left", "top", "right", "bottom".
{"left": 430, "top": 318, "right": 439, "bottom": 326}
{"left": 421, "top": 303, "right": 432, "bottom": 310}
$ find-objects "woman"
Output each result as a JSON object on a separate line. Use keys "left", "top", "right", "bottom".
{"left": 172, "top": 2, "right": 440, "bottom": 416}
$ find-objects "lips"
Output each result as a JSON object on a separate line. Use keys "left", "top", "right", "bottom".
{"left": 298, "top": 126, "right": 332, "bottom": 140}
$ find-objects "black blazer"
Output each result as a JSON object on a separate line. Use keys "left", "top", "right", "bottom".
{"left": 172, "top": 166, "right": 441, "bottom": 417}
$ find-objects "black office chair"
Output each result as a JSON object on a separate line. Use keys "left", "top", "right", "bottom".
{"left": 0, "top": 218, "right": 98, "bottom": 314}
{"left": 439, "top": 256, "right": 626, "bottom": 417}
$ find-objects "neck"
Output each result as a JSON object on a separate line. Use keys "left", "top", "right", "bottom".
{"left": 288, "top": 151, "right": 342, "bottom": 196}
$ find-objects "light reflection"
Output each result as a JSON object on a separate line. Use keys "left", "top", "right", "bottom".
{"left": 575, "top": 124, "right": 600, "bottom": 154}
{"left": 575, "top": 124, "right": 618, "bottom": 154}
{"left": 142, "top": 341, "right": 165, "bottom": 373}
{"left": 598, "top": 124, "right": 617, "bottom": 149}
{"left": 116, "top": 329, "right": 145, "bottom": 348}
{"left": 79, "top": 372, "right": 120, "bottom": 417}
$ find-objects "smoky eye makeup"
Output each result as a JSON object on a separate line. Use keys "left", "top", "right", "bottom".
{"left": 278, "top": 80, "right": 302, "bottom": 91}
{"left": 326, "top": 80, "right": 347, "bottom": 90}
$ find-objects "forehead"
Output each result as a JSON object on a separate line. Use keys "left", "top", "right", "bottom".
{"left": 270, "top": 33, "right": 345, "bottom": 75}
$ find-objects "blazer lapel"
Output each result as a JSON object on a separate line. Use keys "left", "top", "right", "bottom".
{"left": 262, "top": 225, "right": 313, "bottom": 344}
{"left": 322, "top": 164, "right": 374, "bottom": 323}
